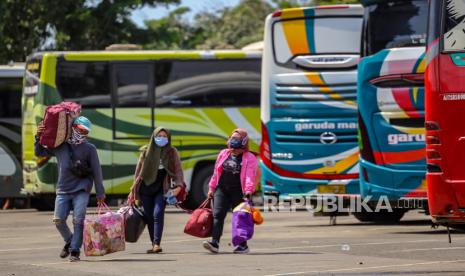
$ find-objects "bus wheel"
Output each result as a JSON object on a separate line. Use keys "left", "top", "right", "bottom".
{"left": 190, "top": 164, "right": 214, "bottom": 207}
{"left": 353, "top": 208, "right": 406, "bottom": 224}
{"left": 31, "top": 194, "right": 55, "bottom": 211}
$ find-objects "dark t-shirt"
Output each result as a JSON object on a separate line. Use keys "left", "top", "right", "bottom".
{"left": 139, "top": 169, "right": 167, "bottom": 196}
{"left": 218, "top": 154, "right": 242, "bottom": 192}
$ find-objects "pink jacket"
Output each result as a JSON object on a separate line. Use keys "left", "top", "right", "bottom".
{"left": 208, "top": 149, "right": 258, "bottom": 194}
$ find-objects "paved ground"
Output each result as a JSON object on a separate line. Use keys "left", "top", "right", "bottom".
{"left": 1, "top": 208, "right": 465, "bottom": 276}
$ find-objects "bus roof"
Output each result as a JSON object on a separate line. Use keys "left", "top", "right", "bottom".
{"left": 27, "top": 50, "right": 262, "bottom": 62}
{"left": 0, "top": 63, "right": 25, "bottom": 78}
{"left": 272, "top": 4, "right": 363, "bottom": 19}
{"left": 360, "top": 0, "right": 419, "bottom": 7}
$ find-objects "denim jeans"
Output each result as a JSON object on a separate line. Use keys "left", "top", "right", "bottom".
{"left": 139, "top": 190, "right": 166, "bottom": 246}
{"left": 53, "top": 191, "right": 89, "bottom": 253}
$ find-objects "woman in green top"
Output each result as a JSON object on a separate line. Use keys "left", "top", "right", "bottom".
{"left": 128, "top": 127, "right": 185, "bottom": 253}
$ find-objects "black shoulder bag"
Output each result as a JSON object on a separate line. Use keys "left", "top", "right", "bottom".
{"left": 66, "top": 143, "right": 93, "bottom": 178}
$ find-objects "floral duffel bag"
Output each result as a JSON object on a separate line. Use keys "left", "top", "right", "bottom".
{"left": 83, "top": 203, "right": 125, "bottom": 256}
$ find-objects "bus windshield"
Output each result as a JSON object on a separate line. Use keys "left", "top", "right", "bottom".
{"left": 364, "top": 0, "right": 428, "bottom": 56}
{"left": 443, "top": 0, "right": 465, "bottom": 52}
{"left": 273, "top": 17, "right": 362, "bottom": 64}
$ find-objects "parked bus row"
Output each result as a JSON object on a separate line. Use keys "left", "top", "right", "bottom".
{"left": 9, "top": 0, "right": 465, "bottom": 228}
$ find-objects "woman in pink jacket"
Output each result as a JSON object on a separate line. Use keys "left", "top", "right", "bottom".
{"left": 203, "top": 128, "right": 258, "bottom": 254}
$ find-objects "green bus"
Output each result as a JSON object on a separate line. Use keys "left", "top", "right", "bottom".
{"left": 22, "top": 50, "right": 261, "bottom": 209}
{"left": 0, "top": 63, "right": 25, "bottom": 206}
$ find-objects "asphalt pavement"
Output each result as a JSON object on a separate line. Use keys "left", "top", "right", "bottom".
{"left": 1, "top": 208, "right": 465, "bottom": 276}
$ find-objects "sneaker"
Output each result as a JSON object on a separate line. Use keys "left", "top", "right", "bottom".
{"left": 202, "top": 240, "right": 219, "bottom": 253}
{"left": 59, "top": 242, "right": 71, "bottom": 258}
{"left": 233, "top": 245, "right": 250, "bottom": 254}
{"left": 69, "top": 251, "right": 80, "bottom": 262}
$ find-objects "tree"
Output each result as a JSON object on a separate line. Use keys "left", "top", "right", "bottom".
{"left": 52, "top": 0, "right": 181, "bottom": 51}
{"left": 0, "top": 0, "right": 52, "bottom": 63}
{"left": 142, "top": 7, "right": 204, "bottom": 49}
{"left": 271, "top": 0, "right": 313, "bottom": 9}
{"left": 0, "top": 0, "right": 362, "bottom": 63}
{"left": 195, "top": 0, "right": 274, "bottom": 49}
{"left": 0, "top": 0, "right": 179, "bottom": 63}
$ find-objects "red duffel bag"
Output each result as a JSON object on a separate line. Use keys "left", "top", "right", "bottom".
{"left": 184, "top": 198, "right": 213, "bottom": 238}
{"left": 40, "top": 102, "right": 81, "bottom": 149}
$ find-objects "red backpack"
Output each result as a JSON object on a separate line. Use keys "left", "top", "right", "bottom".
{"left": 39, "top": 102, "right": 81, "bottom": 149}
{"left": 183, "top": 199, "right": 213, "bottom": 238}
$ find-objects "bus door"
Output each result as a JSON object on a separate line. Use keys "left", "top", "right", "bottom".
{"left": 110, "top": 62, "right": 155, "bottom": 194}
{"left": 427, "top": 0, "right": 465, "bottom": 210}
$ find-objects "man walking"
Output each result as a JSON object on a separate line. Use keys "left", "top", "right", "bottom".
{"left": 35, "top": 116, "right": 105, "bottom": 262}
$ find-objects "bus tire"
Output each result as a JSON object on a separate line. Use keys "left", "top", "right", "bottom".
{"left": 31, "top": 194, "right": 55, "bottom": 211}
{"left": 353, "top": 208, "right": 406, "bottom": 224}
{"left": 190, "top": 164, "right": 214, "bottom": 207}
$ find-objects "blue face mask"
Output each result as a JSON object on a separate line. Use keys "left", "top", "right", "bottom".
{"left": 229, "top": 138, "right": 243, "bottom": 149}
{"left": 154, "top": 136, "right": 169, "bottom": 147}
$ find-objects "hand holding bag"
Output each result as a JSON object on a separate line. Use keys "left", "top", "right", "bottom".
{"left": 83, "top": 203, "right": 125, "bottom": 256}
{"left": 232, "top": 199, "right": 254, "bottom": 246}
{"left": 118, "top": 204, "right": 146, "bottom": 243}
{"left": 183, "top": 198, "right": 213, "bottom": 238}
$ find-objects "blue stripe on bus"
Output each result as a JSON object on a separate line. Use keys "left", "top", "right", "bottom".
{"left": 304, "top": 9, "right": 316, "bottom": 53}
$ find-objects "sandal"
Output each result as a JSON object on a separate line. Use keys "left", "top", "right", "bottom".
{"left": 146, "top": 245, "right": 163, "bottom": 254}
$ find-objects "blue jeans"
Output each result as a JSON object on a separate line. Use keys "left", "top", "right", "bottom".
{"left": 140, "top": 191, "right": 166, "bottom": 246}
{"left": 53, "top": 191, "right": 89, "bottom": 253}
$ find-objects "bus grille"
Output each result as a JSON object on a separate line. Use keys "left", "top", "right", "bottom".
{"left": 275, "top": 131, "right": 358, "bottom": 144}
{"left": 275, "top": 83, "right": 357, "bottom": 103}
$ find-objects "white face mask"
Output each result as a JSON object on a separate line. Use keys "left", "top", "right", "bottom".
{"left": 69, "top": 128, "right": 87, "bottom": 145}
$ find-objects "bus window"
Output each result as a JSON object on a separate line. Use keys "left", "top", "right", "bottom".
{"left": 113, "top": 63, "right": 152, "bottom": 107}
{"left": 56, "top": 61, "right": 110, "bottom": 107}
{"left": 0, "top": 78, "right": 22, "bottom": 118}
{"left": 156, "top": 59, "right": 260, "bottom": 83}
{"left": 363, "top": 1, "right": 428, "bottom": 56}
{"left": 443, "top": 2, "right": 465, "bottom": 52}
{"left": 112, "top": 63, "right": 154, "bottom": 138}
{"left": 154, "top": 60, "right": 261, "bottom": 107}
{"left": 273, "top": 17, "right": 362, "bottom": 65}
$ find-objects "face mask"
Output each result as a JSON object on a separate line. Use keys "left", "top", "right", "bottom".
{"left": 229, "top": 138, "right": 243, "bottom": 149}
{"left": 154, "top": 136, "right": 169, "bottom": 147}
{"left": 69, "top": 128, "right": 87, "bottom": 145}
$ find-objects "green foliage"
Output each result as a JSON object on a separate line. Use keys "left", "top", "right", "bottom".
{"left": 0, "top": 0, "right": 361, "bottom": 63}
{"left": 142, "top": 0, "right": 360, "bottom": 50}
{"left": 195, "top": 0, "right": 274, "bottom": 49}
{"left": 142, "top": 7, "right": 201, "bottom": 49}
{"left": 0, "top": 0, "right": 179, "bottom": 63}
